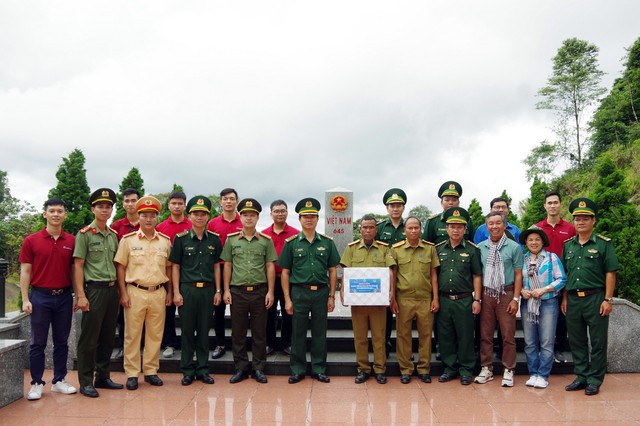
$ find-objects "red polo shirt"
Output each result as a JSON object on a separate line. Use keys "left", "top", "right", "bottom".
{"left": 261, "top": 223, "right": 300, "bottom": 274}
{"left": 207, "top": 213, "right": 242, "bottom": 246}
{"left": 110, "top": 217, "right": 140, "bottom": 241}
{"left": 18, "top": 228, "right": 75, "bottom": 289}
{"left": 156, "top": 216, "right": 192, "bottom": 244}
{"left": 535, "top": 217, "right": 576, "bottom": 257}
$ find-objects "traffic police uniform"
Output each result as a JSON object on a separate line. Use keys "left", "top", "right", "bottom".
{"left": 169, "top": 196, "right": 222, "bottom": 381}
{"left": 278, "top": 198, "right": 340, "bottom": 378}
{"left": 435, "top": 208, "right": 482, "bottom": 381}
{"left": 422, "top": 181, "right": 475, "bottom": 244}
{"left": 340, "top": 238, "right": 395, "bottom": 381}
{"left": 562, "top": 198, "right": 619, "bottom": 390}
{"left": 74, "top": 188, "right": 120, "bottom": 392}
{"left": 221, "top": 198, "right": 278, "bottom": 380}
{"left": 114, "top": 196, "right": 171, "bottom": 386}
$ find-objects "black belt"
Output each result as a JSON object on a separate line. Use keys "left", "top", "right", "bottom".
{"left": 439, "top": 291, "right": 472, "bottom": 300}
{"left": 31, "top": 286, "right": 71, "bottom": 296}
{"left": 299, "top": 284, "right": 325, "bottom": 291}
{"left": 569, "top": 288, "right": 603, "bottom": 297}
{"left": 182, "top": 281, "right": 214, "bottom": 288}
{"left": 232, "top": 283, "right": 266, "bottom": 292}
{"left": 86, "top": 281, "right": 116, "bottom": 287}
{"left": 129, "top": 282, "right": 165, "bottom": 292}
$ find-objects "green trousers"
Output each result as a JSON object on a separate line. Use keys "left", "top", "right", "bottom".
{"left": 437, "top": 296, "right": 475, "bottom": 376}
{"left": 290, "top": 285, "right": 329, "bottom": 376}
{"left": 178, "top": 284, "right": 214, "bottom": 377}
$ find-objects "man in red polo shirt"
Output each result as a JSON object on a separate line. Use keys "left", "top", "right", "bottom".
{"left": 110, "top": 188, "right": 141, "bottom": 359}
{"left": 206, "top": 187, "right": 242, "bottom": 359}
{"left": 19, "top": 198, "right": 77, "bottom": 400}
{"left": 536, "top": 190, "right": 575, "bottom": 364}
{"left": 156, "top": 190, "right": 192, "bottom": 358}
{"left": 261, "top": 199, "right": 299, "bottom": 355}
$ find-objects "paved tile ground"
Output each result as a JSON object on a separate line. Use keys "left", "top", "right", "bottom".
{"left": 2, "top": 369, "right": 640, "bottom": 425}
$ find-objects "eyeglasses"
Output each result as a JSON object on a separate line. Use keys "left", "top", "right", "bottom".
{"left": 272, "top": 209, "right": 287, "bottom": 214}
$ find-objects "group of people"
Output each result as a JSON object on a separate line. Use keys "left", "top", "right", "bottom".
{"left": 18, "top": 180, "right": 618, "bottom": 401}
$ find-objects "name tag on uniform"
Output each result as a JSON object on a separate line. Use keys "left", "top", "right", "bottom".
{"left": 132, "top": 246, "right": 143, "bottom": 250}
{"left": 460, "top": 253, "right": 469, "bottom": 257}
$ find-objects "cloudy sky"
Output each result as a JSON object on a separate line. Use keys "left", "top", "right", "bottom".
{"left": 1, "top": 1, "right": 639, "bottom": 230}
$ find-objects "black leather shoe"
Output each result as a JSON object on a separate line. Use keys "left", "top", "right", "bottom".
{"left": 438, "top": 373, "right": 457, "bottom": 383}
{"left": 375, "top": 374, "right": 387, "bottom": 384}
{"left": 288, "top": 374, "right": 305, "bottom": 384}
{"left": 80, "top": 385, "right": 99, "bottom": 398}
{"left": 565, "top": 380, "right": 588, "bottom": 392}
{"left": 229, "top": 370, "right": 248, "bottom": 384}
{"left": 419, "top": 374, "right": 432, "bottom": 383}
{"left": 181, "top": 376, "right": 194, "bottom": 386}
{"left": 144, "top": 375, "right": 163, "bottom": 386}
{"left": 115, "top": 348, "right": 124, "bottom": 359}
{"left": 197, "top": 374, "right": 215, "bottom": 384}
{"left": 355, "top": 372, "right": 369, "bottom": 384}
{"left": 311, "top": 373, "right": 330, "bottom": 383}
{"left": 283, "top": 346, "right": 292, "bottom": 355}
{"left": 126, "top": 377, "right": 138, "bottom": 390}
{"left": 265, "top": 346, "right": 275, "bottom": 356}
{"left": 94, "top": 378, "right": 124, "bottom": 390}
{"left": 211, "top": 346, "right": 226, "bottom": 359}
{"left": 585, "top": 384, "right": 600, "bottom": 395}
{"left": 253, "top": 370, "right": 268, "bottom": 383}
{"left": 400, "top": 374, "right": 411, "bottom": 384}
{"left": 460, "top": 376, "right": 473, "bottom": 386}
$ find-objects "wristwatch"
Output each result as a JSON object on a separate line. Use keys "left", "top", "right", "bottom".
{"left": 473, "top": 298, "right": 482, "bottom": 304}
{"left": 512, "top": 297, "right": 520, "bottom": 303}
{"left": 604, "top": 297, "right": 613, "bottom": 303}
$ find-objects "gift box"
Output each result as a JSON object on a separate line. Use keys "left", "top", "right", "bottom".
{"left": 343, "top": 267, "right": 390, "bottom": 306}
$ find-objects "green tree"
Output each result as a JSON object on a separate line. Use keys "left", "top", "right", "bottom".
{"left": 499, "top": 189, "right": 520, "bottom": 228}
{"left": 113, "top": 167, "right": 145, "bottom": 221}
{"left": 467, "top": 198, "right": 484, "bottom": 230}
{"left": 591, "top": 155, "right": 640, "bottom": 304}
{"left": 153, "top": 184, "right": 220, "bottom": 223}
{"left": 47, "top": 148, "right": 91, "bottom": 235}
{"left": 353, "top": 213, "right": 387, "bottom": 240}
{"left": 519, "top": 178, "right": 550, "bottom": 229}
{"left": 0, "top": 170, "right": 20, "bottom": 220}
{"left": 408, "top": 204, "right": 432, "bottom": 225}
{"left": 537, "top": 38, "right": 606, "bottom": 168}
{"left": 522, "top": 140, "right": 559, "bottom": 182}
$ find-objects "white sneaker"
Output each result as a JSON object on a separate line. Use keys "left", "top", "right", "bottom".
{"left": 474, "top": 366, "right": 494, "bottom": 384}
{"left": 534, "top": 376, "right": 549, "bottom": 389}
{"left": 501, "top": 369, "right": 514, "bottom": 387}
{"left": 27, "top": 383, "right": 44, "bottom": 400}
{"left": 525, "top": 375, "right": 538, "bottom": 387}
{"left": 162, "top": 346, "right": 174, "bottom": 357}
{"left": 51, "top": 379, "right": 77, "bottom": 394}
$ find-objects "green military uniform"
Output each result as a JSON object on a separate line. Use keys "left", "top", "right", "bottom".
{"left": 278, "top": 198, "right": 340, "bottom": 376}
{"left": 562, "top": 198, "right": 619, "bottom": 388}
{"left": 170, "top": 225, "right": 222, "bottom": 378}
{"left": 376, "top": 218, "right": 406, "bottom": 245}
{"left": 391, "top": 238, "right": 440, "bottom": 376}
{"left": 435, "top": 208, "right": 482, "bottom": 378}
{"left": 421, "top": 181, "right": 475, "bottom": 244}
{"left": 340, "top": 239, "right": 396, "bottom": 376}
{"left": 221, "top": 198, "right": 278, "bottom": 374}
{"left": 75, "top": 189, "right": 120, "bottom": 389}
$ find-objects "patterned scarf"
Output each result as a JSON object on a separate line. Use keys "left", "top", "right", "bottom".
{"left": 526, "top": 253, "right": 546, "bottom": 323}
{"left": 484, "top": 233, "right": 507, "bottom": 301}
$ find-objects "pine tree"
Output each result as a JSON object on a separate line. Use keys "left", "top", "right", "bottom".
{"left": 48, "top": 148, "right": 91, "bottom": 235}
{"left": 499, "top": 189, "right": 520, "bottom": 228}
{"left": 519, "top": 178, "right": 550, "bottom": 229}
{"left": 591, "top": 155, "right": 640, "bottom": 304}
{"left": 467, "top": 198, "right": 484, "bottom": 231}
{"left": 113, "top": 167, "right": 145, "bottom": 221}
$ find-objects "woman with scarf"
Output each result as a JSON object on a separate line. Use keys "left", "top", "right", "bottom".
{"left": 519, "top": 225, "right": 566, "bottom": 389}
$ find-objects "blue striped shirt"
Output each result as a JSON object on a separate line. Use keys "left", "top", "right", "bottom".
{"left": 522, "top": 249, "right": 566, "bottom": 300}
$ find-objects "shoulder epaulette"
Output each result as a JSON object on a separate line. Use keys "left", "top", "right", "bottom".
{"left": 206, "top": 230, "right": 220, "bottom": 237}
{"left": 108, "top": 225, "right": 117, "bottom": 234}
{"left": 157, "top": 232, "right": 170, "bottom": 240}
{"left": 376, "top": 219, "right": 386, "bottom": 225}
{"left": 422, "top": 239, "right": 435, "bottom": 246}
{"left": 435, "top": 240, "right": 446, "bottom": 247}
{"left": 227, "top": 231, "right": 241, "bottom": 237}
{"left": 347, "top": 240, "right": 360, "bottom": 246}
{"left": 563, "top": 236, "right": 574, "bottom": 243}
{"left": 285, "top": 234, "right": 298, "bottom": 242}
{"left": 597, "top": 234, "right": 612, "bottom": 242}
{"left": 375, "top": 240, "right": 388, "bottom": 247}
{"left": 176, "top": 230, "right": 190, "bottom": 238}
{"left": 79, "top": 225, "right": 91, "bottom": 234}
{"left": 258, "top": 231, "right": 272, "bottom": 240}
{"left": 466, "top": 240, "right": 479, "bottom": 249}
{"left": 428, "top": 213, "right": 439, "bottom": 220}
{"left": 319, "top": 233, "right": 333, "bottom": 240}
{"left": 392, "top": 240, "right": 406, "bottom": 248}
{"left": 122, "top": 231, "right": 137, "bottom": 238}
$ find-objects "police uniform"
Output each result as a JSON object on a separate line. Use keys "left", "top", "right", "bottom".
{"left": 113, "top": 196, "right": 171, "bottom": 388}
{"left": 278, "top": 198, "right": 340, "bottom": 381}
{"left": 375, "top": 188, "right": 407, "bottom": 355}
{"left": 563, "top": 198, "right": 619, "bottom": 393}
{"left": 74, "top": 188, "right": 121, "bottom": 395}
{"left": 421, "top": 181, "right": 475, "bottom": 244}
{"left": 340, "top": 238, "right": 395, "bottom": 382}
{"left": 435, "top": 208, "right": 482, "bottom": 382}
{"left": 169, "top": 196, "right": 222, "bottom": 382}
{"left": 220, "top": 198, "right": 278, "bottom": 382}
{"left": 391, "top": 236, "right": 440, "bottom": 380}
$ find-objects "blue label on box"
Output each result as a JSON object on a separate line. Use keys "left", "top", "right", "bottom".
{"left": 349, "top": 279, "right": 381, "bottom": 293}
